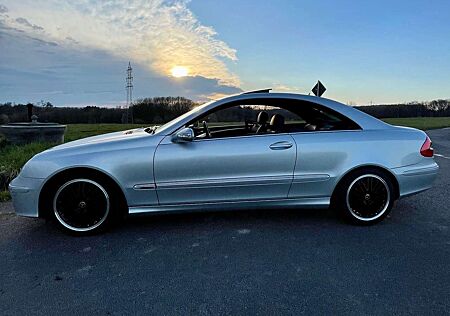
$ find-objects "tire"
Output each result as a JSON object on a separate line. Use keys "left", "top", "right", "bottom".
{"left": 333, "top": 168, "right": 395, "bottom": 225}
{"left": 50, "top": 176, "right": 121, "bottom": 235}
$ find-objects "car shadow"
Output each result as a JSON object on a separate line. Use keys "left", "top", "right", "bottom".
{"left": 119, "top": 207, "right": 341, "bottom": 232}
{"left": 11, "top": 200, "right": 410, "bottom": 251}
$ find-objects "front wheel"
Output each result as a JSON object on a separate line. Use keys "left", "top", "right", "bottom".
{"left": 334, "top": 169, "right": 395, "bottom": 225}
{"left": 52, "top": 178, "right": 117, "bottom": 235}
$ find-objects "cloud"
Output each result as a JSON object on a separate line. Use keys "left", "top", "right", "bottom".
{"left": 272, "top": 83, "right": 304, "bottom": 93}
{"left": 0, "top": 4, "right": 7, "bottom": 13}
{"left": 15, "top": 17, "right": 44, "bottom": 31}
{"left": 0, "top": 20, "right": 57, "bottom": 45}
{"left": 0, "top": 26, "right": 241, "bottom": 106}
{"left": 0, "top": 0, "right": 240, "bottom": 86}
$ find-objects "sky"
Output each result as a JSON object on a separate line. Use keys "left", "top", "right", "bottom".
{"left": 0, "top": 0, "right": 449, "bottom": 107}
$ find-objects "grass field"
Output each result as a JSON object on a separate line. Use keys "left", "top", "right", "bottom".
{"left": 65, "top": 124, "right": 143, "bottom": 142}
{"left": 1, "top": 117, "right": 449, "bottom": 202}
{"left": 383, "top": 117, "right": 450, "bottom": 130}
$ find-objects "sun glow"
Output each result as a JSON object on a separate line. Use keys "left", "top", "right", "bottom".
{"left": 171, "top": 66, "right": 189, "bottom": 78}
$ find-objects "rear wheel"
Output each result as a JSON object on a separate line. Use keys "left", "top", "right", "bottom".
{"left": 334, "top": 169, "right": 395, "bottom": 225}
{"left": 51, "top": 177, "right": 119, "bottom": 235}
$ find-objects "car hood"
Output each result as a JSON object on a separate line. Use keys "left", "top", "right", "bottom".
{"left": 19, "top": 127, "right": 165, "bottom": 179}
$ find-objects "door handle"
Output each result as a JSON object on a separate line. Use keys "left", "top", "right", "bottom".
{"left": 269, "top": 141, "right": 293, "bottom": 150}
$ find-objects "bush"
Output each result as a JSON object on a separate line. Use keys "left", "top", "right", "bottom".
{"left": 0, "top": 190, "right": 10, "bottom": 202}
{"left": 0, "top": 134, "right": 6, "bottom": 149}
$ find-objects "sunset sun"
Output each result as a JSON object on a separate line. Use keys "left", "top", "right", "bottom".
{"left": 171, "top": 66, "right": 189, "bottom": 78}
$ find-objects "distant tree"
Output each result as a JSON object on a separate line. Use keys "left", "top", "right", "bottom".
{"left": 426, "top": 99, "right": 449, "bottom": 112}
{"left": 131, "top": 96, "right": 196, "bottom": 124}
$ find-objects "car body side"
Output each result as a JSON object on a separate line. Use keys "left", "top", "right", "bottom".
{"left": 288, "top": 128, "right": 438, "bottom": 201}
{"left": 9, "top": 93, "right": 439, "bottom": 218}
{"left": 10, "top": 131, "right": 165, "bottom": 216}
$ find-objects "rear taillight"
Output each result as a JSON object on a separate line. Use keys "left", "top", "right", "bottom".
{"left": 420, "top": 136, "right": 434, "bottom": 157}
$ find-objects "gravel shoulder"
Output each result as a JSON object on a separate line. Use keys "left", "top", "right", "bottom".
{"left": 0, "top": 201, "right": 13, "bottom": 214}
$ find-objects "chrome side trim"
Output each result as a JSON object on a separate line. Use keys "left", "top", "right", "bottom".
{"left": 133, "top": 183, "right": 157, "bottom": 190}
{"left": 156, "top": 175, "right": 293, "bottom": 189}
{"left": 129, "top": 196, "right": 330, "bottom": 214}
{"left": 293, "top": 174, "right": 330, "bottom": 183}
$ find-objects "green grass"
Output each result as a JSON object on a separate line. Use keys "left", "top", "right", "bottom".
{"left": 65, "top": 123, "right": 143, "bottom": 142}
{"left": 0, "top": 118, "right": 449, "bottom": 202}
{"left": 382, "top": 117, "right": 450, "bottom": 130}
{"left": 0, "top": 190, "right": 10, "bottom": 202}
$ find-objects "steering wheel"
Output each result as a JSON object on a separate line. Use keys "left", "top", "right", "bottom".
{"left": 202, "top": 121, "right": 211, "bottom": 138}
{"left": 245, "top": 119, "right": 254, "bottom": 132}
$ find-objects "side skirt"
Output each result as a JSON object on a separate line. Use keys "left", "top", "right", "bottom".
{"left": 128, "top": 197, "right": 330, "bottom": 215}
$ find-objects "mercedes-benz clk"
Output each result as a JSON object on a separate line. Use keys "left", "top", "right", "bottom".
{"left": 9, "top": 91, "right": 439, "bottom": 235}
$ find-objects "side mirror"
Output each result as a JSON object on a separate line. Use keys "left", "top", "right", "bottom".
{"left": 172, "top": 127, "right": 194, "bottom": 143}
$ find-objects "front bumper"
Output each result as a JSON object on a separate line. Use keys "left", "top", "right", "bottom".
{"left": 393, "top": 160, "right": 439, "bottom": 198}
{"left": 8, "top": 175, "right": 43, "bottom": 217}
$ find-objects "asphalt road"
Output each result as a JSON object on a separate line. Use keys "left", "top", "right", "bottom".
{"left": 1, "top": 129, "right": 449, "bottom": 315}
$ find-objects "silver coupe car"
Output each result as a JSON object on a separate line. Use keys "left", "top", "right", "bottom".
{"left": 9, "top": 91, "right": 439, "bottom": 235}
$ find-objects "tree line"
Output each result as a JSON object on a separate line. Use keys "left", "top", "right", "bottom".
{"left": 0, "top": 97, "right": 196, "bottom": 124}
{"left": 0, "top": 97, "right": 449, "bottom": 125}
{"left": 354, "top": 99, "right": 450, "bottom": 118}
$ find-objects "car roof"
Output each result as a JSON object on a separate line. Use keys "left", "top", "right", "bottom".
{"left": 217, "top": 92, "right": 390, "bottom": 129}
{"left": 156, "top": 92, "right": 391, "bottom": 135}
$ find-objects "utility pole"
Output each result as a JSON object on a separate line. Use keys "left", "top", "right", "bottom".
{"left": 126, "top": 62, "right": 134, "bottom": 124}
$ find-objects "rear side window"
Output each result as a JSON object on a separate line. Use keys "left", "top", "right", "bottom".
{"left": 292, "top": 103, "right": 361, "bottom": 132}
{"left": 260, "top": 98, "right": 361, "bottom": 132}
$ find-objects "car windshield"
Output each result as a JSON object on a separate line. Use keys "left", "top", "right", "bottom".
{"left": 153, "top": 100, "right": 213, "bottom": 135}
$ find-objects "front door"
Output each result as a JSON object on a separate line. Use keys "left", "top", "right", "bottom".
{"left": 154, "top": 134, "right": 296, "bottom": 205}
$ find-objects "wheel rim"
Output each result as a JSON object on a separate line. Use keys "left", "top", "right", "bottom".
{"left": 53, "top": 179, "right": 110, "bottom": 232}
{"left": 346, "top": 174, "right": 390, "bottom": 221}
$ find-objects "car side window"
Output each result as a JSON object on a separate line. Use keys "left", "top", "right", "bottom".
{"left": 288, "top": 103, "right": 361, "bottom": 132}
{"left": 189, "top": 104, "right": 304, "bottom": 139}
{"left": 187, "top": 98, "right": 360, "bottom": 140}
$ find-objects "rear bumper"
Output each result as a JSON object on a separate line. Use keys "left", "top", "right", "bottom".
{"left": 8, "top": 175, "right": 43, "bottom": 217}
{"left": 393, "top": 161, "right": 439, "bottom": 198}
